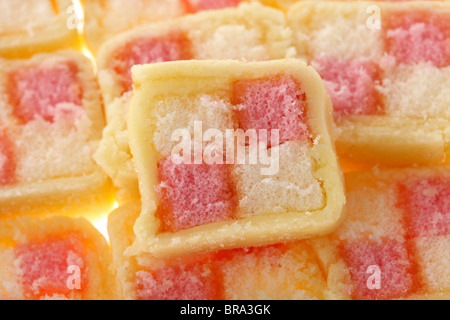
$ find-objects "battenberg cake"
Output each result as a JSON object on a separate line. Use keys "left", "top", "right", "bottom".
{"left": 0, "top": 216, "right": 118, "bottom": 300}
{"left": 94, "top": 3, "right": 296, "bottom": 202}
{"left": 0, "top": 0, "right": 79, "bottom": 59}
{"left": 108, "top": 202, "right": 327, "bottom": 300}
{"left": 313, "top": 166, "right": 450, "bottom": 300}
{"left": 126, "top": 59, "right": 345, "bottom": 258}
{"left": 0, "top": 50, "right": 114, "bottom": 218}
{"left": 108, "top": 168, "right": 450, "bottom": 300}
{"left": 288, "top": 1, "right": 450, "bottom": 167}
{"left": 82, "top": 0, "right": 256, "bottom": 54}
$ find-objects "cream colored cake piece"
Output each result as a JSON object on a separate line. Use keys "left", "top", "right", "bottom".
{"left": 288, "top": 1, "right": 450, "bottom": 167}
{"left": 0, "top": 50, "right": 115, "bottom": 219}
{"left": 94, "top": 3, "right": 295, "bottom": 202}
{"left": 311, "top": 166, "right": 450, "bottom": 300}
{"left": 0, "top": 0, "right": 79, "bottom": 58}
{"left": 126, "top": 59, "right": 345, "bottom": 258}
{"left": 0, "top": 216, "right": 119, "bottom": 300}
{"left": 108, "top": 201, "right": 327, "bottom": 300}
{"left": 232, "top": 141, "right": 324, "bottom": 218}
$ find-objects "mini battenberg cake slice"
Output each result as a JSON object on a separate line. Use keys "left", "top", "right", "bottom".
{"left": 0, "top": 216, "right": 118, "bottom": 300}
{"left": 108, "top": 202, "right": 327, "bottom": 300}
{"left": 127, "top": 59, "right": 345, "bottom": 258}
{"left": 83, "top": 0, "right": 253, "bottom": 54}
{"left": 312, "top": 166, "right": 450, "bottom": 300}
{"left": 0, "top": 0, "right": 79, "bottom": 58}
{"left": 94, "top": 3, "right": 295, "bottom": 202}
{"left": 288, "top": 1, "right": 450, "bottom": 167}
{"left": 0, "top": 50, "right": 114, "bottom": 218}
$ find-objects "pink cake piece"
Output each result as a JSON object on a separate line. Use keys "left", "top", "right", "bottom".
{"left": 340, "top": 240, "right": 417, "bottom": 300}
{"left": 386, "top": 11, "right": 450, "bottom": 68}
{"left": 15, "top": 235, "right": 86, "bottom": 298}
{"left": 0, "top": 131, "right": 15, "bottom": 186}
{"left": 233, "top": 75, "right": 309, "bottom": 146}
{"left": 8, "top": 63, "right": 83, "bottom": 123}
{"left": 111, "top": 32, "right": 192, "bottom": 92}
{"left": 398, "top": 178, "right": 450, "bottom": 238}
{"left": 135, "top": 259, "right": 218, "bottom": 300}
{"left": 156, "top": 155, "right": 235, "bottom": 232}
{"left": 184, "top": 0, "right": 241, "bottom": 12}
{"left": 313, "top": 56, "right": 380, "bottom": 117}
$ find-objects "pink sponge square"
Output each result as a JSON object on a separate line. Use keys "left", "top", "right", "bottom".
{"left": 0, "top": 131, "right": 15, "bottom": 186}
{"left": 184, "top": 0, "right": 241, "bottom": 12}
{"left": 398, "top": 178, "right": 450, "bottom": 238}
{"left": 156, "top": 156, "right": 235, "bottom": 232}
{"left": 112, "top": 32, "right": 192, "bottom": 92}
{"left": 385, "top": 11, "right": 450, "bottom": 68}
{"left": 340, "top": 240, "right": 416, "bottom": 300}
{"left": 15, "top": 236, "right": 86, "bottom": 298}
{"left": 8, "top": 63, "right": 83, "bottom": 123}
{"left": 135, "top": 261, "right": 218, "bottom": 300}
{"left": 313, "top": 56, "right": 380, "bottom": 117}
{"left": 233, "top": 75, "right": 309, "bottom": 146}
